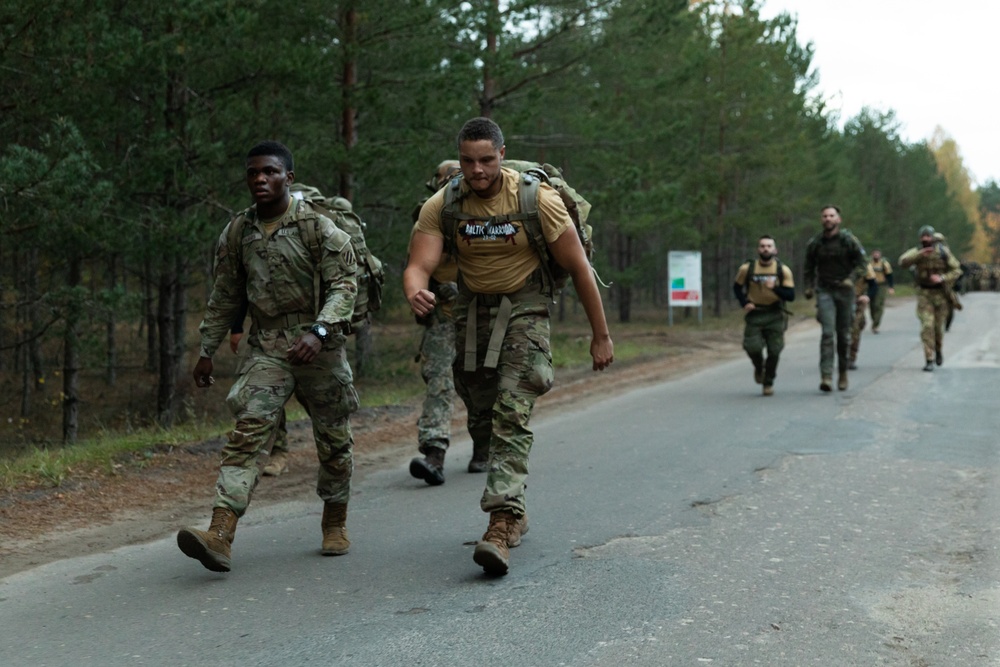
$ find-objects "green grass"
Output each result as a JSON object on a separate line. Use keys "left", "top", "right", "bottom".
{"left": 0, "top": 307, "right": 745, "bottom": 493}
{"left": 0, "top": 422, "right": 219, "bottom": 493}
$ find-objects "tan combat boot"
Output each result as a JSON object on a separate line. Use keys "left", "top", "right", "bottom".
{"left": 507, "top": 513, "right": 529, "bottom": 547}
{"left": 819, "top": 376, "right": 832, "bottom": 392}
{"left": 321, "top": 502, "right": 350, "bottom": 556}
{"left": 473, "top": 509, "right": 521, "bottom": 575}
{"left": 177, "top": 507, "right": 239, "bottom": 572}
{"left": 262, "top": 450, "right": 289, "bottom": 477}
{"left": 838, "top": 370, "right": 849, "bottom": 391}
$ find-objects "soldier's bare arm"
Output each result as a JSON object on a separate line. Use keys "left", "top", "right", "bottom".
{"left": 548, "top": 227, "right": 614, "bottom": 371}
{"left": 404, "top": 231, "right": 444, "bottom": 318}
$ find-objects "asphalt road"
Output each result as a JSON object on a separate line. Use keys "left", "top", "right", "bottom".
{"left": 2, "top": 294, "right": 998, "bottom": 667}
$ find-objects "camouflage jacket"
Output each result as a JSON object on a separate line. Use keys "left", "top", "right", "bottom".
{"left": 898, "top": 243, "right": 961, "bottom": 288}
{"left": 198, "top": 198, "right": 358, "bottom": 358}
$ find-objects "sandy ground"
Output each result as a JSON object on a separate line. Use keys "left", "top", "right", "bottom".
{"left": 0, "top": 327, "right": 747, "bottom": 579}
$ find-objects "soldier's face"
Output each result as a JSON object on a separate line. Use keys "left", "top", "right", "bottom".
{"left": 246, "top": 155, "right": 293, "bottom": 207}
{"left": 820, "top": 207, "right": 841, "bottom": 232}
{"left": 757, "top": 238, "right": 776, "bottom": 260}
{"left": 920, "top": 233, "right": 934, "bottom": 247}
{"left": 459, "top": 140, "right": 505, "bottom": 198}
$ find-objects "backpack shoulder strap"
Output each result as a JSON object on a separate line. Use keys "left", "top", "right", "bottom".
{"left": 440, "top": 176, "right": 467, "bottom": 259}
{"left": 775, "top": 259, "right": 783, "bottom": 287}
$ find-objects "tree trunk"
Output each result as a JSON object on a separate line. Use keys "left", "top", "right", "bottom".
{"left": 156, "top": 268, "right": 179, "bottom": 428}
{"left": 339, "top": 5, "right": 357, "bottom": 201}
{"left": 144, "top": 258, "right": 157, "bottom": 372}
{"left": 62, "top": 256, "right": 82, "bottom": 444}
{"left": 106, "top": 254, "right": 118, "bottom": 386}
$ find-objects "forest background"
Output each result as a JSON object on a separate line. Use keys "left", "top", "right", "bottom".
{"left": 3, "top": 0, "right": 1000, "bottom": 457}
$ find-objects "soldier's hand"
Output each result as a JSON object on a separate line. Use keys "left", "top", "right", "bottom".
{"left": 743, "top": 302, "right": 756, "bottom": 313}
{"left": 804, "top": 288, "right": 814, "bottom": 300}
{"left": 888, "top": 288, "right": 895, "bottom": 295}
{"left": 229, "top": 332, "right": 243, "bottom": 355}
{"left": 407, "top": 288, "right": 437, "bottom": 318}
{"left": 193, "top": 357, "right": 215, "bottom": 388}
{"left": 287, "top": 332, "right": 322, "bottom": 366}
{"left": 590, "top": 334, "right": 614, "bottom": 371}
{"left": 858, "top": 295, "right": 870, "bottom": 304}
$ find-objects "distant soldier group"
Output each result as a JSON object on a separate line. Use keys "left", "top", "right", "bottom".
{"left": 736, "top": 207, "right": 966, "bottom": 395}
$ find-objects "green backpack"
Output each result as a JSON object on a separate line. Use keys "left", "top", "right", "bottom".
{"left": 227, "top": 185, "right": 384, "bottom": 332}
{"left": 441, "top": 160, "right": 595, "bottom": 298}
{"left": 289, "top": 184, "right": 385, "bottom": 330}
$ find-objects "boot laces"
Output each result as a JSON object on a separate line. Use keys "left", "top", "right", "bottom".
{"left": 483, "top": 512, "right": 514, "bottom": 544}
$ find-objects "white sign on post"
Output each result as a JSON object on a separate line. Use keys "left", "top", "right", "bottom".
{"left": 668, "top": 250, "right": 703, "bottom": 325}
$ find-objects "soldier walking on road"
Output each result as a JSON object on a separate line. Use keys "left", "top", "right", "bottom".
{"left": 179, "top": 141, "right": 360, "bottom": 573}
{"left": 732, "top": 235, "right": 795, "bottom": 396}
{"left": 898, "top": 225, "right": 962, "bottom": 371}
{"left": 848, "top": 263, "right": 878, "bottom": 370}
{"left": 802, "top": 205, "right": 869, "bottom": 392}
{"left": 404, "top": 117, "right": 614, "bottom": 576}
{"left": 408, "top": 160, "right": 491, "bottom": 486}
{"left": 868, "top": 249, "right": 895, "bottom": 333}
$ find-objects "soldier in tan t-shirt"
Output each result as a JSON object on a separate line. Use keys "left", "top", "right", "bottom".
{"left": 733, "top": 235, "right": 796, "bottom": 396}
{"left": 404, "top": 117, "right": 614, "bottom": 576}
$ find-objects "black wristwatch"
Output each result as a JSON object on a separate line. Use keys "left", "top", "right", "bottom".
{"left": 310, "top": 323, "right": 330, "bottom": 342}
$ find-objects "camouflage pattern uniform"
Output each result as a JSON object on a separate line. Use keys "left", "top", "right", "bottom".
{"left": 898, "top": 239, "right": 962, "bottom": 366}
{"left": 453, "top": 281, "right": 553, "bottom": 515}
{"left": 868, "top": 256, "right": 894, "bottom": 331}
{"left": 849, "top": 264, "right": 877, "bottom": 367}
{"left": 413, "top": 166, "right": 572, "bottom": 517}
{"left": 803, "top": 230, "right": 869, "bottom": 378}
{"left": 416, "top": 284, "right": 458, "bottom": 454}
{"left": 199, "top": 198, "right": 359, "bottom": 515}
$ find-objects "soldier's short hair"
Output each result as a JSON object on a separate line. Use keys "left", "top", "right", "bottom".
{"left": 821, "top": 204, "right": 841, "bottom": 214}
{"left": 457, "top": 118, "right": 504, "bottom": 151}
{"left": 247, "top": 141, "right": 294, "bottom": 171}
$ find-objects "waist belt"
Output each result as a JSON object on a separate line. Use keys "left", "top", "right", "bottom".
{"left": 919, "top": 283, "right": 944, "bottom": 289}
{"left": 460, "top": 282, "right": 549, "bottom": 372}
{"left": 750, "top": 301, "right": 783, "bottom": 311}
{"left": 251, "top": 311, "right": 314, "bottom": 331}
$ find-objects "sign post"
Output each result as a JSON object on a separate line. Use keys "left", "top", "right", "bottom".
{"left": 668, "top": 250, "right": 703, "bottom": 325}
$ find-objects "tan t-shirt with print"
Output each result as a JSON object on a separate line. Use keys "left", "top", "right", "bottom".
{"left": 415, "top": 167, "right": 573, "bottom": 294}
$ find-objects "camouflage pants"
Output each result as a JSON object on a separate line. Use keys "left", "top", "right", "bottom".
{"left": 916, "top": 288, "right": 949, "bottom": 361}
{"left": 849, "top": 300, "right": 867, "bottom": 362}
{"left": 742, "top": 307, "right": 785, "bottom": 385}
{"left": 453, "top": 294, "right": 553, "bottom": 517}
{"left": 216, "top": 330, "right": 359, "bottom": 516}
{"left": 417, "top": 315, "right": 456, "bottom": 453}
{"left": 816, "top": 287, "right": 855, "bottom": 376}
{"left": 870, "top": 285, "right": 888, "bottom": 330}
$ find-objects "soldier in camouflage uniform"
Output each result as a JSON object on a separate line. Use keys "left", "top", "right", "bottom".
{"left": 409, "top": 161, "right": 491, "bottom": 486}
{"left": 178, "top": 141, "right": 360, "bottom": 573}
{"left": 898, "top": 225, "right": 962, "bottom": 371}
{"left": 867, "top": 249, "right": 895, "bottom": 333}
{"left": 404, "top": 118, "right": 614, "bottom": 576}
{"left": 803, "top": 205, "right": 870, "bottom": 392}
{"left": 848, "top": 263, "right": 878, "bottom": 369}
{"left": 231, "top": 301, "right": 290, "bottom": 476}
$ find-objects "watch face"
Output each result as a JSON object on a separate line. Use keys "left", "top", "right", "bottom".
{"left": 313, "top": 324, "right": 328, "bottom": 339}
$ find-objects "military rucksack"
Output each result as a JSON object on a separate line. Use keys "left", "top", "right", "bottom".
{"left": 226, "top": 185, "right": 384, "bottom": 332}
{"left": 440, "top": 160, "right": 596, "bottom": 299}
{"left": 290, "top": 184, "right": 384, "bottom": 330}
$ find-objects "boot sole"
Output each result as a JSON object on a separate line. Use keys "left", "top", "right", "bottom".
{"left": 177, "top": 530, "right": 231, "bottom": 572}
{"left": 409, "top": 458, "right": 445, "bottom": 486}
{"left": 473, "top": 542, "right": 509, "bottom": 576}
{"left": 467, "top": 459, "right": 489, "bottom": 473}
{"left": 321, "top": 547, "right": 350, "bottom": 556}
